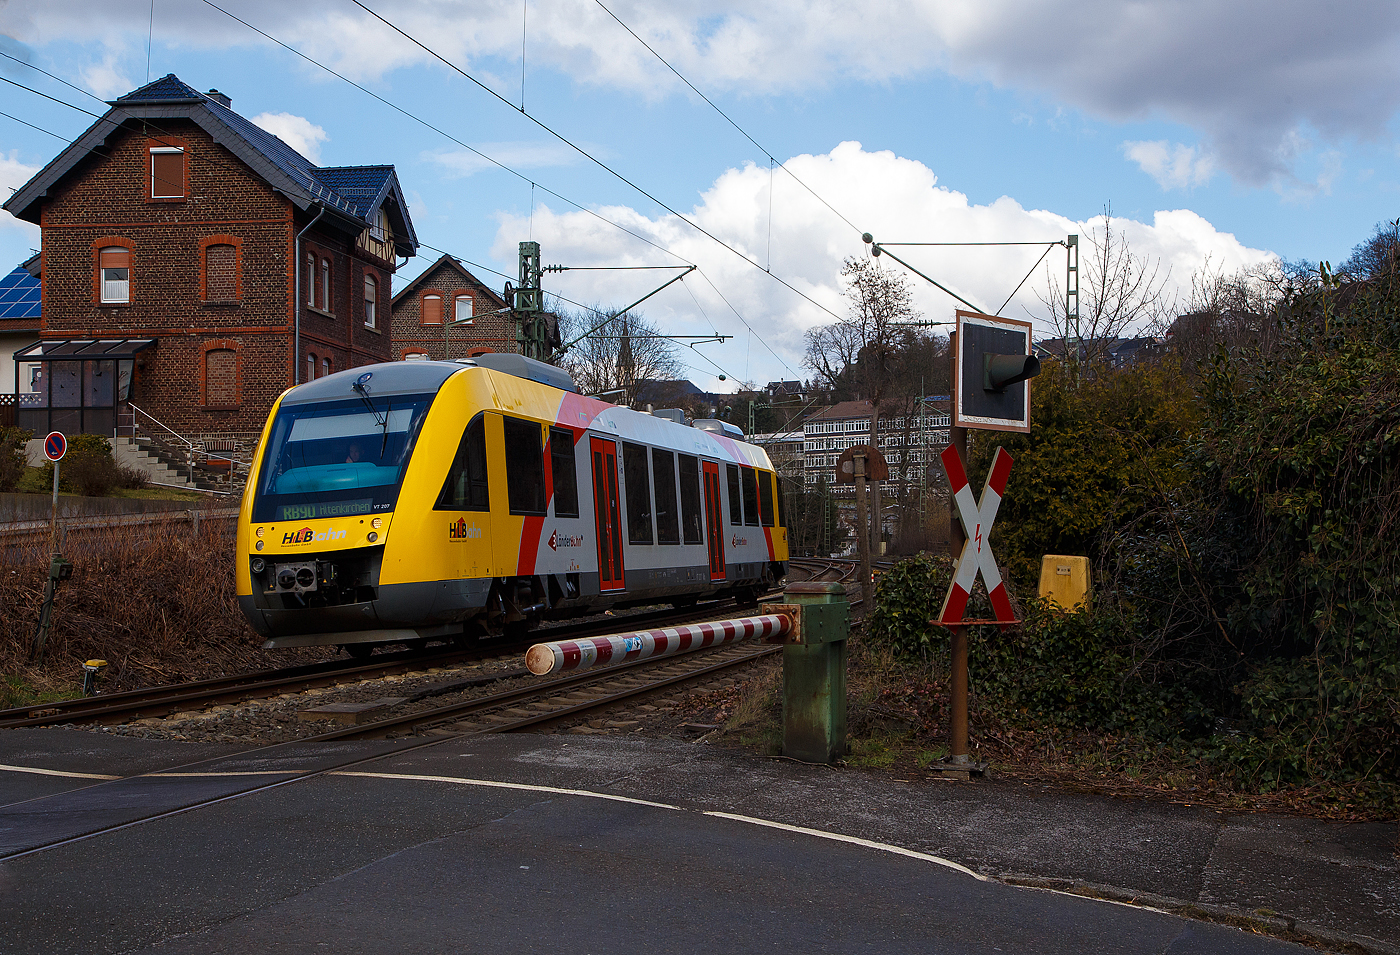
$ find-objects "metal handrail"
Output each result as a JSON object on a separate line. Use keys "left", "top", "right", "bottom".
{"left": 127, "top": 402, "right": 242, "bottom": 487}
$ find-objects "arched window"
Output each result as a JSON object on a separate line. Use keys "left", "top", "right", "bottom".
{"left": 322, "top": 357, "right": 332, "bottom": 377}
{"left": 454, "top": 292, "right": 473, "bottom": 323}
{"left": 403, "top": 350, "right": 430, "bottom": 361}
{"left": 421, "top": 292, "right": 443, "bottom": 325}
{"left": 99, "top": 247, "right": 130, "bottom": 304}
{"left": 307, "top": 353, "right": 316, "bottom": 382}
{"left": 364, "top": 275, "right": 377, "bottom": 328}
{"left": 204, "top": 346, "right": 238, "bottom": 407}
{"left": 205, "top": 243, "right": 236, "bottom": 300}
{"left": 305, "top": 252, "right": 316, "bottom": 307}
{"left": 320, "top": 257, "right": 332, "bottom": 313}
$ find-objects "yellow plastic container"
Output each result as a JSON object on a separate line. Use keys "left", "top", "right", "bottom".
{"left": 1038, "top": 555, "right": 1091, "bottom": 611}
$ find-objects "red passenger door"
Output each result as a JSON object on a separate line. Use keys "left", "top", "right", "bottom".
{"left": 591, "top": 437, "right": 625, "bottom": 591}
{"left": 702, "top": 461, "right": 726, "bottom": 581}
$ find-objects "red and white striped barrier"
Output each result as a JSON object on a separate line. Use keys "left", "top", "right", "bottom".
{"left": 524, "top": 614, "right": 791, "bottom": 676}
{"left": 939, "top": 444, "right": 1016, "bottom": 625}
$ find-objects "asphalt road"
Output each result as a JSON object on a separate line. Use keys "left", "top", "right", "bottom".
{"left": 0, "top": 729, "right": 1393, "bottom": 954}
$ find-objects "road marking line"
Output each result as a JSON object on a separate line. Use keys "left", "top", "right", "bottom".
{"left": 704, "top": 811, "right": 988, "bottom": 880}
{"left": 0, "top": 763, "right": 119, "bottom": 780}
{"left": 147, "top": 771, "right": 298, "bottom": 777}
{"left": 334, "top": 771, "right": 682, "bottom": 810}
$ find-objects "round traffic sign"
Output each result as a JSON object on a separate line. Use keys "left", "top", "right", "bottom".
{"left": 44, "top": 431, "right": 67, "bottom": 462}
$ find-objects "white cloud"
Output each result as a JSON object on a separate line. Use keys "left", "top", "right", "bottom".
{"left": 424, "top": 141, "right": 580, "bottom": 178}
{"left": 1, "top": 151, "right": 43, "bottom": 249}
{"left": 250, "top": 112, "right": 328, "bottom": 164}
{"left": 77, "top": 45, "right": 133, "bottom": 100}
{"left": 493, "top": 142, "right": 1274, "bottom": 390}
{"left": 5, "top": 1, "right": 1400, "bottom": 185}
{"left": 1123, "top": 141, "right": 1216, "bottom": 190}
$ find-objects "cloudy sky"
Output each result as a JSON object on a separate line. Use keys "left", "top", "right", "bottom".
{"left": 3, "top": 0, "right": 1398, "bottom": 391}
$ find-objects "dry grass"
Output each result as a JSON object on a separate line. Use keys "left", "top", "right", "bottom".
{"left": 0, "top": 519, "right": 324, "bottom": 704}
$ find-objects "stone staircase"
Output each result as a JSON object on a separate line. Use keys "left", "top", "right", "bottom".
{"left": 113, "top": 436, "right": 244, "bottom": 494}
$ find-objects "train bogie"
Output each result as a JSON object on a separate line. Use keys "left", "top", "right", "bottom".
{"left": 236, "top": 355, "right": 788, "bottom": 651}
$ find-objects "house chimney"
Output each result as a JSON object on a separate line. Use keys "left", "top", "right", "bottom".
{"left": 205, "top": 89, "right": 232, "bottom": 108}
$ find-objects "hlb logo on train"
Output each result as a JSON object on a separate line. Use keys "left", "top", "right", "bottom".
{"left": 283, "top": 526, "right": 346, "bottom": 545}
{"left": 448, "top": 518, "right": 482, "bottom": 541}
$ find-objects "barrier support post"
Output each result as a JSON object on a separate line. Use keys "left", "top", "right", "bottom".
{"left": 771, "top": 581, "right": 849, "bottom": 764}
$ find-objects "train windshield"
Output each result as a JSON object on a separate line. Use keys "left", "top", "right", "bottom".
{"left": 251, "top": 393, "right": 433, "bottom": 523}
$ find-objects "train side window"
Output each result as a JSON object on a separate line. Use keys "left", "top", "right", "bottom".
{"left": 549, "top": 427, "right": 579, "bottom": 518}
{"left": 758, "top": 469, "right": 775, "bottom": 527}
{"left": 435, "top": 413, "right": 489, "bottom": 511}
{"left": 623, "top": 441, "right": 653, "bottom": 544}
{"left": 678, "top": 454, "right": 703, "bottom": 544}
{"left": 726, "top": 464, "right": 742, "bottom": 525}
{"left": 652, "top": 448, "right": 679, "bottom": 544}
{"left": 775, "top": 476, "right": 788, "bottom": 528}
{"left": 504, "top": 417, "right": 547, "bottom": 515}
{"left": 741, "top": 466, "right": 760, "bottom": 527}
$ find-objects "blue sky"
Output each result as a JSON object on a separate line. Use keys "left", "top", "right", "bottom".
{"left": 3, "top": 1, "right": 1398, "bottom": 390}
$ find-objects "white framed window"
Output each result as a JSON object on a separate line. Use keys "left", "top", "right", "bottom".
{"left": 454, "top": 293, "right": 473, "bottom": 323}
{"left": 321, "top": 258, "right": 332, "bottom": 312}
{"left": 364, "top": 274, "right": 377, "bottom": 328}
{"left": 99, "top": 247, "right": 130, "bottom": 304}
{"left": 150, "top": 147, "right": 185, "bottom": 199}
{"left": 322, "top": 357, "right": 331, "bottom": 377}
{"left": 307, "top": 353, "right": 317, "bottom": 381}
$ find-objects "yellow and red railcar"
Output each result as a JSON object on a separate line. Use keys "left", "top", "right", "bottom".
{"left": 236, "top": 354, "right": 789, "bottom": 654}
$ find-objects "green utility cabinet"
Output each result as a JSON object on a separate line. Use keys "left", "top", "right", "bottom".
{"left": 766, "top": 581, "right": 849, "bottom": 764}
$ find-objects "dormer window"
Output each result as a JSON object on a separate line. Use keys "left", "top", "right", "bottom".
{"left": 150, "top": 146, "right": 185, "bottom": 199}
{"left": 372, "top": 207, "right": 389, "bottom": 242}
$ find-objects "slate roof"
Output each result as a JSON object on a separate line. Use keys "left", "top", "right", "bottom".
{"left": 4, "top": 74, "right": 417, "bottom": 256}
{"left": 0, "top": 261, "right": 42, "bottom": 322}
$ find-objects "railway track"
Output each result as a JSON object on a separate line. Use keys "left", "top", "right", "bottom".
{"left": 0, "top": 597, "right": 775, "bottom": 730}
{"left": 1, "top": 557, "right": 870, "bottom": 738}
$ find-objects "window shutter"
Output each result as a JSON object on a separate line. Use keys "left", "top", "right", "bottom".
{"left": 151, "top": 149, "right": 184, "bottom": 198}
{"left": 422, "top": 293, "right": 443, "bottom": 325}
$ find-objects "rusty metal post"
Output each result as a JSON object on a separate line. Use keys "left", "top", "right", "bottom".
{"left": 853, "top": 454, "right": 871, "bottom": 608}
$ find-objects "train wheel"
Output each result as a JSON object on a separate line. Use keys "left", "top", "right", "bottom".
{"left": 344, "top": 643, "right": 374, "bottom": 661}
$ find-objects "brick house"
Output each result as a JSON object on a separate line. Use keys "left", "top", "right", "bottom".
{"left": 1, "top": 74, "right": 418, "bottom": 441}
{"left": 0, "top": 255, "right": 43, "bottom": 398}
{"left": 389, "top": 254, "right": 512, "bottom": 361}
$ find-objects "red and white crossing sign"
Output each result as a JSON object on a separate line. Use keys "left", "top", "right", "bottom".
{"left": 938, "top": 444, "right": 1016, "bottom": 625}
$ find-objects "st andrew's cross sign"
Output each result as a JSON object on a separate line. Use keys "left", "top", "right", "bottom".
{"left": 938, "top": 443, "right": 1016, "bottom": 626}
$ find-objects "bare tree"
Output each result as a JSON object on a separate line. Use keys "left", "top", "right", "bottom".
{"left": 1039, "top": 205, "right": 1175, "bottom": 374}
{"left": 804, "top": 256, "right": 922, "bottom": 548}
{"left": 555, "top": 306, "right": 684, "bottom": 406}
{"left": 1339, "top": 218, "right": 1400, "bottom": 280}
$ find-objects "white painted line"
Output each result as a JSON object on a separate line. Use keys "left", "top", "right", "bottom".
{"left": 704, "top": 811, "right": 989, "bottom": 881}
{"left": 333, "top": 771, "right": 682, "bottom": 810}
{"left": 0, "top": 763, "right": 119, "bottom": 780}
{"left": 147, "top": 771, "right": 298, "bottom": 778}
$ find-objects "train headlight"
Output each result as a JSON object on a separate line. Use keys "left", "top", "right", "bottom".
{"left": 255, "top": 540, "right": 264, "bottom": 551}
{"left": 255, "top": 526, "right": 264, "bottom": 538}
{"left": 251, "top": 558, "right": 265, "bottom": 574}
{"left": 367, "top": 531, "right": 379, "bottom": 542}
{"left": 371, "top": 518, "right": 383, "bottom": 529}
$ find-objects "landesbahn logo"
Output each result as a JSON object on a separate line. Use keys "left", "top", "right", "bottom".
{"left": 283, "top": 526, "right": 346, "bottom": 545}
{"left": 449, "top": 518, "right": 482, "bottom": 540}
{"left": 547, "top": 530, "right": 584, "bottom": 550}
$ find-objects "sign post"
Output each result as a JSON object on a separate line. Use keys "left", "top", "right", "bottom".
{"left": 31, "top": 433, "right": 72, "bottom": 664}
{"left": 835, "top": 444, "right": 887, "bottom": 608}
{"left": 935, "top": 312, "right": 1039, "bottom": 776}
